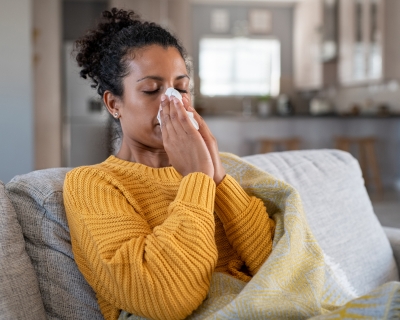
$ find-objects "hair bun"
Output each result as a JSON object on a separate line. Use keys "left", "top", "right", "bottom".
{"left": 74, "top": 7, "right": 186, "bottom": 98}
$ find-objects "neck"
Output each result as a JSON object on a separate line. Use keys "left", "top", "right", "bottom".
{"left": 115, "top": 143, "right": 170, "bottom": 168}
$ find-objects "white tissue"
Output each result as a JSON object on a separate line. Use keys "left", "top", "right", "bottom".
{"left": 165, "top": 87, "right": 183, "bottom": 103}
{"left": 157, "top": 88, "right": 199, "bottom": 130}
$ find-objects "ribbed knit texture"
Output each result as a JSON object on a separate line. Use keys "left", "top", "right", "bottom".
{"left": 63, "top": 156, "right": 275, "bottom": 320}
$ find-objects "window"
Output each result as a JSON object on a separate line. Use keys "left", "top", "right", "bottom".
{"left": 199, "top": 37, "right": 281, "bottom": 96}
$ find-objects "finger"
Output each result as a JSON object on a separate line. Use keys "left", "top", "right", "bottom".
{"left": 186, "top": 104, "right": 209, "bottom": 134}
{"left": 180, "top": 96, "right": 202, "bottom": 132}
{"left": 161, "top": 98, "right": 178, "bottom": 136}
{"left": 168, "top": 96, "right": 185, "bottom": 131}
{"left": 159, "top": 108, "right": 169, "bottom": 140}
{"left": 181, "top": 94, "right": 192, "bottom": 111}
{"left": 160, "top": 94, "right": 169, "bottom": 113}
{"left": 172, "top": 97, "right": 197, "bottom": 134}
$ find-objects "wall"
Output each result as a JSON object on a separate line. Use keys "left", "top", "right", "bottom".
{"left": 62, "top": 0, "right": 110, "bottom": 167}
{"left": 191, "top": 2, "right": 294, "bottom": 114}
{"left": 63, "top": 0, "right": 108, "bottom": 41}
{"left": 0, "top": 0, "right": 34, "bottom": 183}
{"left": 109, "top": 0, "right": 192, "bottom": 53}
{"left": 33, "top": 0, "right": 62, "bottom": 170}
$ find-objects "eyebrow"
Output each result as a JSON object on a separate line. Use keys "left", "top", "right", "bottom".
{"left": 137, "top": 75, "right": 190, "bottom": 82}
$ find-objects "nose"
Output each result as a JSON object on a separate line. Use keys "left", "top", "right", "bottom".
{"left": 164, "top": 83, "right": 175, "bottom": 92}
{"left": 161, "top": 85, "right": 175, "bottom": 101}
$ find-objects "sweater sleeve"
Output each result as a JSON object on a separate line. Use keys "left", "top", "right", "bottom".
{"left": 214, "top": 174, "right": 275, "bottom": 275}
{"left": 63, "top": 167, "right": 218, "bottom": 320}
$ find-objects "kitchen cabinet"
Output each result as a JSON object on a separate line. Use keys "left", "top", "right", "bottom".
{"left": 294, "top": 0, "right": 339, "bottom": 90}
{"left": 293, "top": 0, "right": 323, "bottom": 90}
{"left": 339, "top": 0, "right": 400, "bottom": 85}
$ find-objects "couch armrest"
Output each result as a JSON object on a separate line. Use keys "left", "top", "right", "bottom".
{"left": 383, "top": 226, "right": 400, "bottom": 272}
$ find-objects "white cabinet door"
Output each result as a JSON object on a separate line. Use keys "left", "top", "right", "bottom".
{"left": 339, "top": 0, "right": 384, "bottom": 85}
{"left": 293, "top": 0, "right": 323, "bottom": 90}
{"left": 338, "top": 0, "right": 400, "bottom": 85}
{"left": 382, "top": 0, "right": 400, "bottom": 81}
{"left": 338, "top": 0, "right": 358, "bottom": 85}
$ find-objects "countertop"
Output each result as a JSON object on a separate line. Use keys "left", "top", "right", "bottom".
{"left": 201, "top": 111, "right": 400, "bottom": 120}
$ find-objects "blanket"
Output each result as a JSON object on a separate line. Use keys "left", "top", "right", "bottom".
{"left": 120, "top": 153, "right": 400, "bottom": 319}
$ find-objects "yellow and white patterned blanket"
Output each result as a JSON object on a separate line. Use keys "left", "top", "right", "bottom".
{"left": 121, "top": 153, "right": 400, "bottom": 319}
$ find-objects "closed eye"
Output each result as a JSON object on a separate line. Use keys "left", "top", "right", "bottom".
{"left": 143, "top": 88, "right": 188, "bottom": 95}
{"left": 143, "top": 89, "right": 160, "bottom": 95}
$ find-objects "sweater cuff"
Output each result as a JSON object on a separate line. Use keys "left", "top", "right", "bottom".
{"left": 215, "top": 174, "right": 251, "bottom": 223}
{"left": 176, "top": 172, "right": 216, "bottom": 212}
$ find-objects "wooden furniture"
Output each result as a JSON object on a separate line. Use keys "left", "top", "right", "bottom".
{"left": 258, "top": 138, "right": 301, "bottom": 153}
{"left": 335, "top": 136, "right": 383, "bottom": 196}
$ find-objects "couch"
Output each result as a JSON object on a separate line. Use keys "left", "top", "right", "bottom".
{"left": 0, "top": 149, "right": 399, "bottom": 319}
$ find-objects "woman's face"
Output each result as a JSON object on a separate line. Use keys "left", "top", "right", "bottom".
{"left": 115, "top": 44, "right": 190, "bottom": 151}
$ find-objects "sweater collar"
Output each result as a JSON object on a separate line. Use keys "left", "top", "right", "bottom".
{"left": 103, "top": 155, "right": 183, "bottom": 181}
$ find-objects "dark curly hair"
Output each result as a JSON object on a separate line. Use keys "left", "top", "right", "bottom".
{"left": 74, "top": 7, "right": 188, "bottom": 98}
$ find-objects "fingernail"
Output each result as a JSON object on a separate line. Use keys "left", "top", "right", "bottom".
{"left": 161, "top": 94, "right": 166, "bottom": 102}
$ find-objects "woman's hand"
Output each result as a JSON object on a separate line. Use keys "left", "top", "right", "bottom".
{"left": 160, "top": 95, "right": 214, "bottom": 179}
{"left": 182, "top": 95, "right": 226, "bottom": 185}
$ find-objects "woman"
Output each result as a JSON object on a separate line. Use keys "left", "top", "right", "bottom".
{"left": 63, "top": 8, "right": 275, "bottom": 320}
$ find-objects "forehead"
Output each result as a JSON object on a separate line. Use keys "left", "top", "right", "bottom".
{"left": 125, "top": 45, "right": 187, "bottom": 77}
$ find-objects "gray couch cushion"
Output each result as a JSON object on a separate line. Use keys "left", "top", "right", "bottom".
{"left": 243, "top": 149, "right": 398, "bottom": 296}
{"left": 5, "top": 169, "right": 103, "bottom": 320}
{"left": 0, "top": 181, "right": 46, "bottom": 319}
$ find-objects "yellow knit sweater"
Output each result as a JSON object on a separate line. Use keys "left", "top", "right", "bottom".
{"left": 63, "top": 155, "right": 275, "bottom": 320}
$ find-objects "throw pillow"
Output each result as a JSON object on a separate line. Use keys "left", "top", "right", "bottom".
{"left": 5, "top": 169, "right": 103, "bottom": 320}
{"left": 0, "top": 181, "right": 46, "bottom": 319}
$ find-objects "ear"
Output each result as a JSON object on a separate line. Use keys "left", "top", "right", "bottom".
{"left": 103, "top": 90, "right": 122, "bottom": 119}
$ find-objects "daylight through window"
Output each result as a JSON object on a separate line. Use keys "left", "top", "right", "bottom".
{"left": 199, "top": 37, "right": 281, "bottom": 96}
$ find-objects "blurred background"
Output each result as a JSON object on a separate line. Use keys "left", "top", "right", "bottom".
{"left": 0, "top": 0, "right": 399, "bottom": 223}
